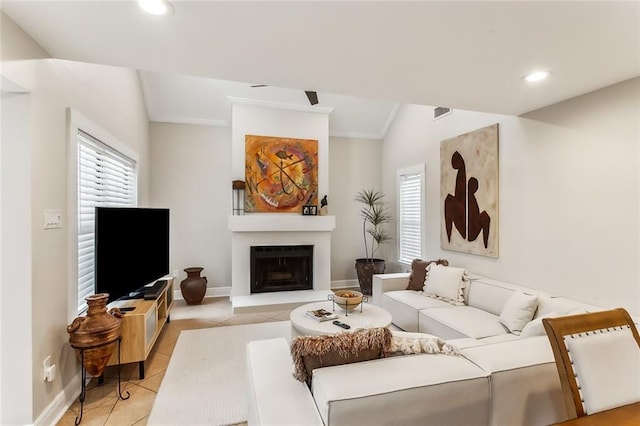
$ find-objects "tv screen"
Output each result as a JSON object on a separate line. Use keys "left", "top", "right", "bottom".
{"left": 95, "top": 207, "right": 170, "bottom": 304}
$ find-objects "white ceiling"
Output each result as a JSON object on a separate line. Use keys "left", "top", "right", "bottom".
{"left": 3, "top": 1, "right": 639, "bottom": 138}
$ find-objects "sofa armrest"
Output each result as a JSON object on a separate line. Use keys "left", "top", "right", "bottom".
{"left": 246, "top": 338, "right": 323, "bottom": 426}
{"left": 372, "top": 273, "right": 410, "bottom": 305}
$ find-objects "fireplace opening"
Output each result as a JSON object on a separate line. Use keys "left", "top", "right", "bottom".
{"left": 250, "top": 245, "right": 313, "bottom": 293}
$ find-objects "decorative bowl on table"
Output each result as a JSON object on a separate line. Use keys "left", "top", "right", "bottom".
{"left": 332, "top": 290, "right": 363, "bottom": 312}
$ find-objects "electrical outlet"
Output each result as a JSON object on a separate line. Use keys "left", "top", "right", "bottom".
{"left": 44, "top": 209, "right": 62, "bottom": 229}
{"left": 43, "top": 356, "right": 51, "bottom": 381}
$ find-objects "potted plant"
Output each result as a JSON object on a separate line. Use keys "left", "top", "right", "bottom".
{"left": 354, "top": 189, "right": 392, "bottom": 295}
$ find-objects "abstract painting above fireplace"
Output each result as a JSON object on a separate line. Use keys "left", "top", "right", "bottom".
{"left": 244, "top": 134, "right": 319, "bottom": 213}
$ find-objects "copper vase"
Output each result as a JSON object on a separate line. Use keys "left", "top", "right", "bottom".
{"left": 67, "top": 293, "right": 123, "bottom": 376}
{"left": 180, "top": 267, "right": 207, "bottom": 304}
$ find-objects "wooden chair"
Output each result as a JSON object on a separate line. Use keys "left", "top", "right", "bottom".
{"left": 543, "top": 308, "right": 640, "bottom": 419}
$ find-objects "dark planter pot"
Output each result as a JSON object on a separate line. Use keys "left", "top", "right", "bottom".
{"left": 180, "top": 267, "right": 207, "bottom": 305}
{"left": 354, "top": 258, "right": 386, "bottom": 295}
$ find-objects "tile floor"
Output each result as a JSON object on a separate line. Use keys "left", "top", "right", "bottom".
{"left": 56, "top": 297, "right": 295, "bottom": 426}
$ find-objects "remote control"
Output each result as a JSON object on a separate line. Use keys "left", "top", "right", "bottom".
{"left": 332, "top": 320, "right": 351, "bottom": 329}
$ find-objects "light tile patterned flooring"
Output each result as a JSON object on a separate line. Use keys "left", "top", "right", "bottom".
{"left": 56, "top": 297, "right": 295, "bottom": 426}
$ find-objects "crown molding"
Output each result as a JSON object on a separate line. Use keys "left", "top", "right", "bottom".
{"left": 228, "top": 96, "right": 334, "bottom": 115}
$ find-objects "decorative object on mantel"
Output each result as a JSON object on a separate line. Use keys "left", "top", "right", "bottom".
{"left": 67, "top": 293, "right": 123, "bottom": 377}
{"left": 244, "top": 134, "right": 318, "bottom": 213}
{"left": 319, "top": 195, "right": 328, "bottom": 216}
{"left": 302, "top": 205, "right": 317, "bottom": 216}
{"left": 354, "top": 189, "right": 392, "bottom": 295}
{"left": 232, "top": 180, "right": 245, "bottom": 215}
{"left": 180, "top": 267, "right": 207, "bottom": 304}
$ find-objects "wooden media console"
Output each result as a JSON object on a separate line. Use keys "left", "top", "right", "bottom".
{"left": 107, "top": 277, "right": 174, "bottom": 379}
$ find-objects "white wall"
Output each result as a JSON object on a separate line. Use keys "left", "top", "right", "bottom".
{"left": 1, "top": 86, "right": 33, "bottom": 426}
{"left": 329, "top": 136, "right": 384, "bottom": 281}
{"left": 382, "top": 78, "right": 640, "bottom": 315}
{"left": 150, "top": 122, "right": 232, "bottom": 288}
{"left": 1, "top": 13, "right": 150, "bottom": 422}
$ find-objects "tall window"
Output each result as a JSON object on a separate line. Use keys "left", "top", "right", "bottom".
{"left": 397, "top": 164, "right": 425, "bottom": 265}
{"left": 76, "top": 130, "right": 136, "bottom": 313}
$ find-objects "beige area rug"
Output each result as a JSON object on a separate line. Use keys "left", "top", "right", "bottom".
{"left": 148, "top": 321, "right": 291, "bottom": 426}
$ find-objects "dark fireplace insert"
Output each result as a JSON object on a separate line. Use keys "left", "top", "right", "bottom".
{"left": 250, "top": 245, "right": 313, "bottom": 293}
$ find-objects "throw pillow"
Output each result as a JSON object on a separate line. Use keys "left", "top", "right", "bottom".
{"left": 385, "top": 330, "right": 460, "bottom": 356}
{"left": 499, "top": 292, "right": 539, "bottom": 335}
{"left": 290, "top": 327, "right": 392, "bottom": 385}
{"left": 519, "top": 311, "right": 559, "bottom": 338}
{"left": 406, "top": 258, "right": 449, "bottom": 291}
{"left": 423, "top": 264, "right": 469, "bottom": 305}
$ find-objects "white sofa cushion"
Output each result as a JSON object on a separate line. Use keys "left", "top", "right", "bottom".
{"left": 461, "top": 336, "right": 566, "bottom": 426}
{"left": 564, "top": 325, "right": 640, "bottom": 414}
{"left": 384, "top": 290, "right": 453, "bottom": 310}
{"left": 382, "top": 290, "right": 453, "bottom": 332}
{"left": 520, "top": 311, "right": 559, "bottom": 338}
{"left": 246, "top": 338, "right": 324, "bottom": 426}
{"left": 312, "top": 354, "right": 490, "bottom": 426}
{"left": 466, "top": 279, "right": 517, "bottom": 315}
{"left": 423, "top": 264, "right": 468, "bottom": 305}
{"left": 419, "top": 306, "right": 509, "bottom": 339}
{"left": 499, "top": 292, "right": 538, "bottom": 335}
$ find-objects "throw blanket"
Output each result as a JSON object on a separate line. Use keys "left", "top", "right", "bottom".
{"left": 387, "top": 330, "right": 460, "bottom": 355}
{"left": 290, "top": 328, "right": 460, "bottom": 384}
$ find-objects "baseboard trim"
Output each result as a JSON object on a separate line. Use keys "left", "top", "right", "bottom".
{"left": 173, "top": 281, "right": 360, "bottom": 302}
{"left": 331, "top": 279, "right": 360, "bottom": 289}
{"left": 173, "top": 286, "right": 232, "bottom": 302}
{"left": 34, "top": 372, "right": 81, "bottom": 426}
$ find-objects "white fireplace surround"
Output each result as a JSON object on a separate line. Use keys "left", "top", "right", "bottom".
{"left": 229, "top": 215, "right": 336, "bottom": 299}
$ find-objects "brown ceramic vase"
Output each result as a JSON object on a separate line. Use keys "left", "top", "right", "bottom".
{"left": 67, "top": 293, "right": 123, "bottom": 376}
{"left": 180, "top": 267, "right": 207, "bottom": 304}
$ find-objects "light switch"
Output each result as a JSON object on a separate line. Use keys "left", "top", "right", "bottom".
{"left": 44, "top": 209, "right": 62, "bottom": 229}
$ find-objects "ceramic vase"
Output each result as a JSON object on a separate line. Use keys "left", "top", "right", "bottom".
{"left": 180, "top": 267, "right": 207, "bottom": 304}
{"left": 67, "top": 293, "right": 123, "bottom": 376}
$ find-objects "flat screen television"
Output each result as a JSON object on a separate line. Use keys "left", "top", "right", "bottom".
{"left": 95, "top": 207, "right": 170, "bottom": 304}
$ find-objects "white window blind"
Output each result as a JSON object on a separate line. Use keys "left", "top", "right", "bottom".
{"left": 397, "top": 166, "right": 424, "bottom": 264}
{"left": 77, "top": 130, "right": 136, "bottom": 313}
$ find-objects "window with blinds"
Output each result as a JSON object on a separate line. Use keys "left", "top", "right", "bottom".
{"left": 397, "top": 165, "right": 425, "bottom": 264}
{"left": 77, "top": 130, "right": 136, "bottom": 313}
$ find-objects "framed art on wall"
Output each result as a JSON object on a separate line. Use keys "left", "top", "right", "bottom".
{"left": 440, "top": 123, "right": 499, "bottom": 257}
{"left": 244, "top": 134, "right": 318, "bottom": 213}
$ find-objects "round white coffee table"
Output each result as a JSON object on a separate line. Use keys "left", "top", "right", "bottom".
{"left": 290, "top": 300, "right": 392, "bottom": 338}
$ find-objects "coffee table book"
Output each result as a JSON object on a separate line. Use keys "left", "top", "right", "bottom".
{"left": 304, "top": 308, "right": 338, "bottom": 322}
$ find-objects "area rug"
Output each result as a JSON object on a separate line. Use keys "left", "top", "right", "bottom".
{"left": 148, "top": 321, "right": 291, "bottom": 426}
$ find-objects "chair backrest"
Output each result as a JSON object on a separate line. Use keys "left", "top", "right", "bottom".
{"left": 542, "top": 308, "right": 640, "bottom": 418}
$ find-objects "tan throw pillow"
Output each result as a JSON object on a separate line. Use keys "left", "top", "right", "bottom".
{"left": 406, "top": 258, "right": 449, "bottom": 291}
{"left": 290, "top": 327, "right": 392, "bottom": 385}
{"left": 423, "top": 263, "right": 468, "bottom": 305}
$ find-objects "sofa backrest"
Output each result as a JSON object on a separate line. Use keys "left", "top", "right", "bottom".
{"left": 466, "top": 279, "right": 521, "bottom": 315}
{"left": 466, "top": 277, "right": 601, "bottom": 319}
{"left": 534, "top": 295, "right": 603, "bottom": 319}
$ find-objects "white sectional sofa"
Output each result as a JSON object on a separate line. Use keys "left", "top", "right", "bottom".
{"left": 374, "top": 272, "right": 601, "bottom": 339}
{"left": 246, "top": 270, "right": 605, "bottom": 426}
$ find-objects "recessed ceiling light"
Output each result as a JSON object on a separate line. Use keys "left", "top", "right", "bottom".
{"left": 138, "top": 0, "right": 174, "bottom": 16}
{"left": 523, "top": 70, "right": 551, "bottom": 83}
